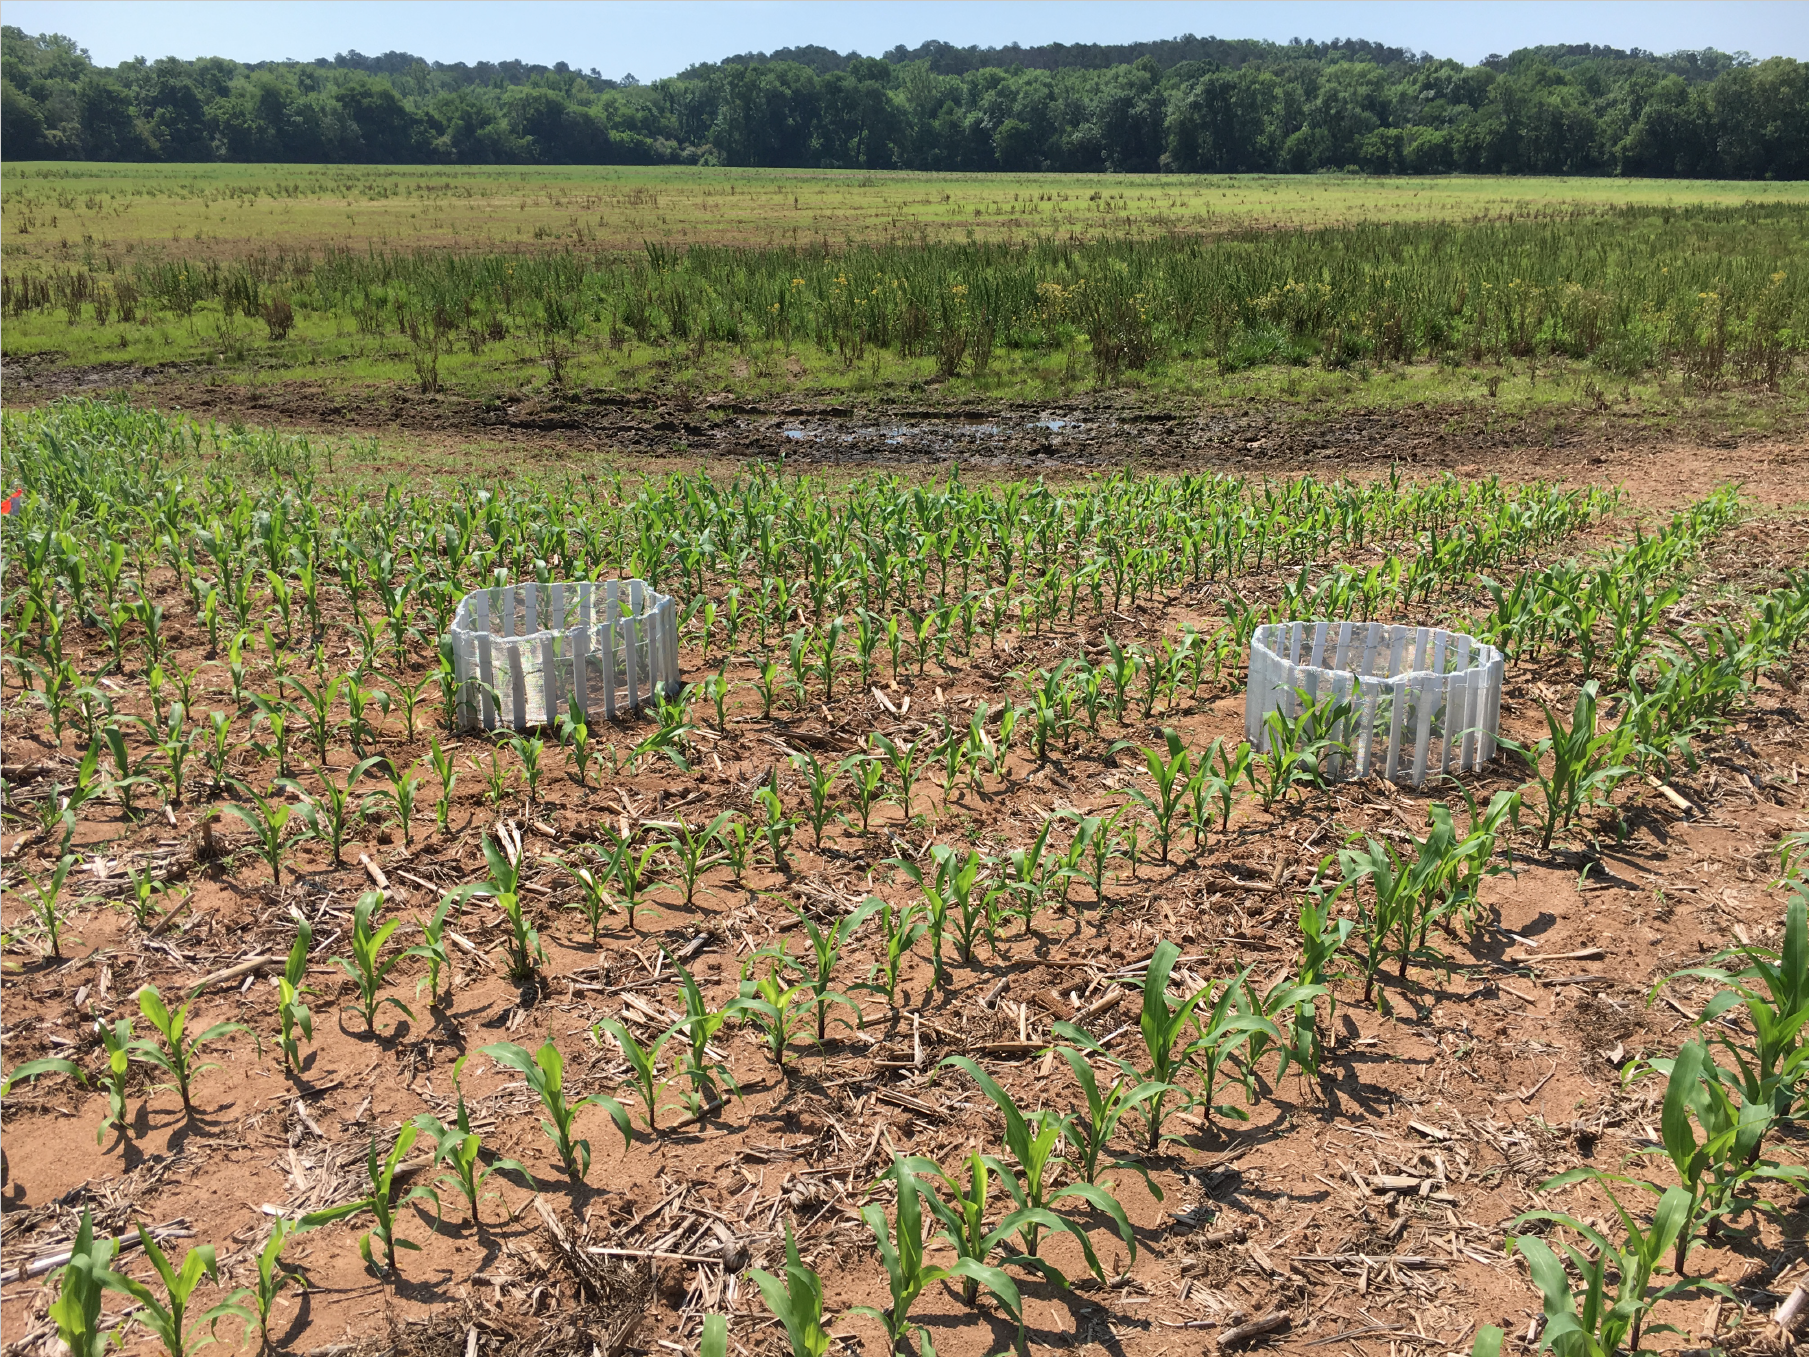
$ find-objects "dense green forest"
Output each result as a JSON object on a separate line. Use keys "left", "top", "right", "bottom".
{"left": 3, "top": 25, "right": 1804, "bottom": 177}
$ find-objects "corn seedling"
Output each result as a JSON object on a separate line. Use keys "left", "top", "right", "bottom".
{"left": 788, "top": 896, "right": 880, "bottom": 1041}
{"left": 596, "top": 822, "right": 661, "bottom": 931}
{"left": 1051, "top": 1041, "right": 1168, "bottom": 1197}
{"left": 551, "top": 849, "right": 617, "bottom": 945}
{"left": 753, "top": 783, "right": 793, "bottom": 873}
{"left": 222, "top": 780, "right": 295, "bottom": 885}
{"left": 595, "top": 1015, "right": 683, "bottom": 1133}
{"left": 128, "top": 985, "right": 253, "bottom": 1114}
{"left": 840, "top": 751, "right": 885, "bottom": 833}
{"left": 276, "top": 912, "right": 314, "bottom": 1071}
{"left": 212, "top": 1214, "right": 314, "bottom": 1350}
{"left": 97, "top": 1225, "right": 232, "bottom": 1357}
{"left": 938, "top": 1057, "right": 1136, "bottom": 1273}
{"left": 1509, "top": 1178, "right": 1719, "bottom": 1357}
{"left": 480, "top": 1039, "right": 631, "bottom": 1180}
{"left": 414, "top": 1057, "right": 535, "bottom": 1223}
{"left": 480, "top": 834, "right": 546, "bottom": 977}
{"left": 671, "top": 955, "right": 741, "bottom": 1116}
{"left": 16, "top": 853, "right": 78, "bottom": 958}
{"left": 365, "top": 763, "right": 425, "bottom": 849}
{"left": 790, "top": 749, "right": 838, "bottom": 848}
{"left": 282, "top": 756, "right": 383, "bottom": 866}
{"left": 734, "top": 957, "right": 819, "bottom": 1069}
{"left": 660, "top": 811, "right": 734, "bottom": 904}
{"left": 851, "top": 1157, "right": 1023, "bottom": 1354}
{"left": 308, "top": 1127, "right": 439, "bottom": 1277}
{"left": 748, "top": 1224, "right": 831, "bottom": 1357}
{"left": 1502, "top": 680, "right": 1633, "bottom": 850}
{"left": 428, "top": 736, "right": 458, "bottom": 832}
{"left": 508, "top": 734, "right": 545, "bottom": 806}
{"left": 859, "top": 899, "right": 927, "bottom": 1006}
{"left": 47, "top": 1209, "right": 115, "bottom": 1357}
{"left": 1, "top": 1055, "right": 85, "bottom": 1098}
{"left": 871, "top": 731, "right": 922, "bottom": 821}
{"left": 333, "top": 890, "right": 414, "bottom": 1033}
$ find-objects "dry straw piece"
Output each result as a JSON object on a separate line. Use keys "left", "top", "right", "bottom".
{"left": 1245, "top": 620, "right": 1504, "bottom": 787}
{"left": 448, "top": 579, "right": 680, "bottom": 732}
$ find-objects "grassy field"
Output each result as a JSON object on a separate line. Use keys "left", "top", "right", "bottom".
{"left": 2, "top": 165, "right": 1805, "bottom": 425}
{"left": 6, "top": 161, "right": 1809, "bottom": 265}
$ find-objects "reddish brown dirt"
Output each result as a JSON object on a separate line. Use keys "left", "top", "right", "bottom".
{"left": 3, "top": 395, "right": 1809, "bottom": 1357}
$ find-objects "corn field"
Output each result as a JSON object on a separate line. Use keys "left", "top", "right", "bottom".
{"left": 4, "top": 396, "right": 1809, "bottom": 1357}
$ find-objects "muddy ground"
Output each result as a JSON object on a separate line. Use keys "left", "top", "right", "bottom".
{"left": 4, "top": 354, "right": 1801, "bottom": 482}
{"left": 3, "top": 369, "right": 1809, "bottom": 1357}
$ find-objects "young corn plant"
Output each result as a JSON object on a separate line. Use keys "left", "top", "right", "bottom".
{"left": 129, "top": 985, "right": 253, "bottom": 1115}
{"left": 1000, "top": 817, "right": 1064, "bottom": 937}
{"left": 787, "top": 897, "right": 880, "bottom": 1041}
{"left": 482, "top": 836, "right": 546, "bottom": 978}
{"left": 1075, "top": 940, "right": 1267, "bottom": 1148}
{"left": 753, "top": 783, "right": 794, "bottom": 874}
{"left": 276, "top": 913, "right": 315, "bottom": 1071}
{"left": 937, "top": 1057, "right": 1137, "bottom": 1275}
{"left": 552, "top": 848, "right": 618, "bottom": 945}
{"left": 872, "top": 732, "right": 922, "bottom": 822}
{"left": 47, "top": 1209, "right": 115, "bottom": 1357}
{"left": 734, "top": 958, "right": 819, "bottom": 1069}
{"left": 365, "top": 763, "right": 426, "bottom": 850}
{"left": 1289, "top": 887, "right": 1355, "bottom": 1081}
{"left": 596, "top": 823, "right": 661, "bottom": 931}
{"left": 1050, "top": 1041, "right": 1168, "bottom": 1197}
{"left": 307, "top": 1127, "right": 440, "bottom": 1278}
{"left": 892, "top": 845, "right": 978, "bottom": 983}
{"left": 851, "top": 1157, "right": 1023, "bottom": 1356}
{"left": 1502, "top": 680, "right": 1633, "bottom": 850}
{"left": 859, "top": 899, "right": 927, "bottom": 1006}
{"left": 595, "top": 1015, "right": 683, "bottom": 1134}
{"left": 896, "top": 1150, "right": 1052, "bottom": 1310}
{"left": 16, "top": 854, "right": 78, "bottom": 958}
{"left": 480, "top": 1040, "right": 631, "bottom": 1181}
{"left": 283, "top": 756, "right": 383, "bottom": 866}
{"left": 661, "top": 811, "right": 735, "bottom": 905}
{"left": 509, "top": 734, "right": 546, "bottom": 807}
{"left": 748, "top": 1225, "right": 831, "bottom": 1357}
{"left": 1336, "top": 833, "right": 1450, "bottom": 1003}
{"left": 213, "top": 1214, "right": 314, "bottom": 1351}
{"left": 403, "top": 887, "right": 478, "bottom": 1007}
{"left": 94, "top": 1017, "right": 133, "bottom": 1146}
{"left": 428, "top": 736, "right": 458, "bottom": 833}
{"left": 1657, "top": 893, "right": 1809, "bottom": 1119}
{"left": 840, "top": 751, "right": 885, "bottom": 834}
{"left": 1, "top": 1056, "right": 85, "bottom": 1099}
{"left": 333, "top": 891, "right": 414, "bottom": 1034}
{"left": 98, "top": 1226, "right": 235, "bottom": 1357}
{"left": 1249, "top": 689, "right": 1354, "bottom": 808}
{"left": 790, "top": 749, "right": 838, "bottom": 849}
{"left": 671, "top": 957, "right": 741, "bottom": 1118}
{"left": 222, "top": 781, "right": 295, "bottom": 886}
{"left": 1508, "top": 1179, "right": 1718, "bottom": 1357}
{"left": 414, "top": 1057, "right": 535, "bottom": 1224}
{"left": 1113, "top": 729, "right": 1192, "bottom": 864}
{"left": 558, "top": 694, "right": 595, "bottom": 786}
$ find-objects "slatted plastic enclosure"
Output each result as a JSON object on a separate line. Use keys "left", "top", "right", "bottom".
{"left": 1244, "top": 621, "right": 1504, "bottom": 788}
{"left": 449, "top": 579, "right": 679, "bottom": 732}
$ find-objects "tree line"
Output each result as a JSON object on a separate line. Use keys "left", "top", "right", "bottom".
{"left": 3, "top": 25, "right": 1804, "bottom": 177}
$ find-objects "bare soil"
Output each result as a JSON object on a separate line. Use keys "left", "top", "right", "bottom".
{"left": 3, "top": 380, "right": 1809, "bottom": 1357}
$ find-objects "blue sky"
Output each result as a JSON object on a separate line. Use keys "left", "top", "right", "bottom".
{"left": 6, "top": 1, "right": 1805, "bottom": 77}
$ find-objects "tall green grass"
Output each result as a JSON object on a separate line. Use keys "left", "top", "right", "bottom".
{"left": 3, "top": 204, "right": 1803, "bottom": 386}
